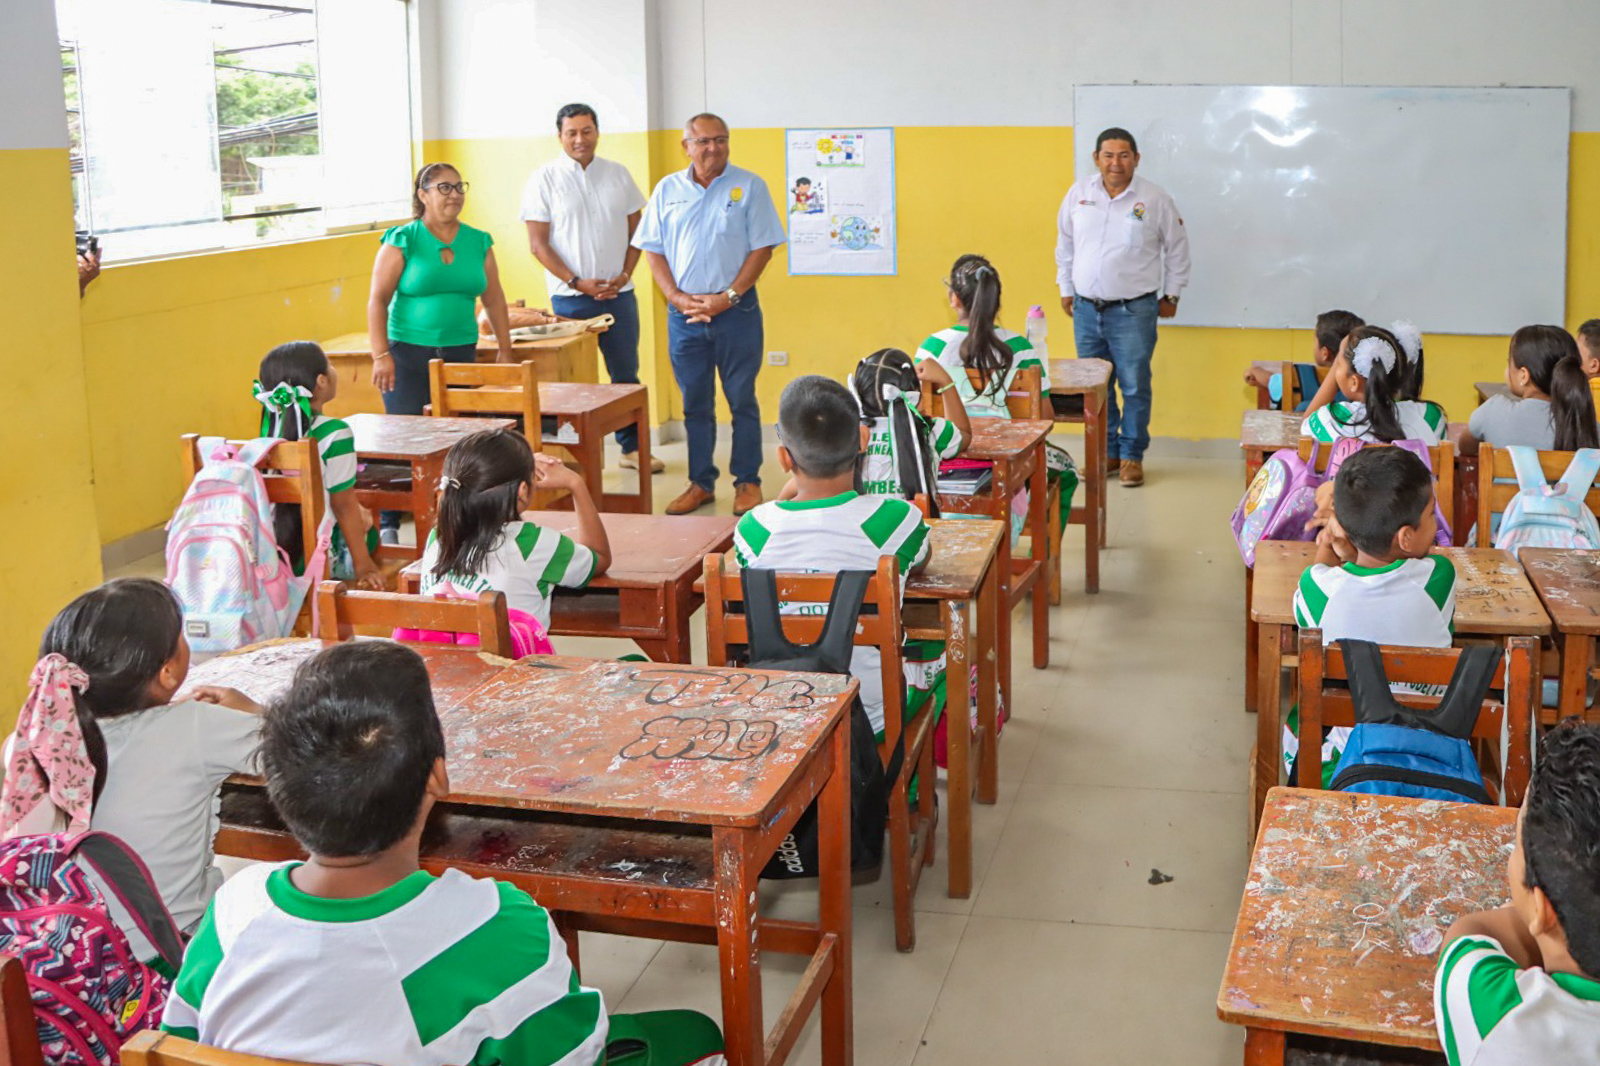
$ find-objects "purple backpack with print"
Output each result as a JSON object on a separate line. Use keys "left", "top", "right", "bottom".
{"left": 0, "top": 832, "right": 185, "bottom": 1066}
{"left": 1232, "top": 438, "right": 1364, "bottom": 566}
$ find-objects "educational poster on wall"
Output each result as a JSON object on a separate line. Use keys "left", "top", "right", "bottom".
{"left": 785, "top": 128, "right": 896, "bottom": 276}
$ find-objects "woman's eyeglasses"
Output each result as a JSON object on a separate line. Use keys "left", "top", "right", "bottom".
{"left": 427, "top": 181, "right": 470, "bottom": 195}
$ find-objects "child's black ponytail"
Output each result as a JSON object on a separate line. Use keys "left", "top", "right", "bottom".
{"left": 1339, "top": 325, "right": 1412, "bottom": 442}
{"left": 430, "top": 428, "right": 537, "bottom": 580}
{"left": 1513, "top": 324, "right": 1599, "bottom": 452}
{"left": 850, "top": 349, "right": 940, "bottom": 517}
{"left": 947, "top": 254, "right": 1011, "bottom": 401}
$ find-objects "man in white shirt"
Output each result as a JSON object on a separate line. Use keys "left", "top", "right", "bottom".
{"left": 1055, "top": 127, "right": 1191, "bottom": 487}
{"left": 522, "top": 103, "right": 659, "bottom": 472}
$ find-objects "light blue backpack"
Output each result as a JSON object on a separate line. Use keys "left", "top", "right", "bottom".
{"left": 1492, "top": 445, "right": 1600, "bottom": 557}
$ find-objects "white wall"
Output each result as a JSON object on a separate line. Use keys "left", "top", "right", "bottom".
{"left": 2, "top": 0, "right": 70, "bottom": 149}
{"left": 644, "top": 0, "right": 1600, "bottom": 132}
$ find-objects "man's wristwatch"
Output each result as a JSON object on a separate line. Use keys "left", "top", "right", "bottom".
{"left": 724, "top": 287, "right": 741, "bottom": 306}
{"left": 567, "top": 275, "right": 581, "bottom": 289}
{"left": 1163, "top": 294, "right": 1180, "bottom": 304}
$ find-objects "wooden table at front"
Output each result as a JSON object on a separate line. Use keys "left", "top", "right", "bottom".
{"left": 214, "top": 654, "right": 858, "bottom": 1066}
{"left": 940, "top": 418, "right": 1052, "bottom": 692}
{"left": 345, "top": 413, "right": 515, "bottom": 558}
{"left": 1239, "top": 409, "right": 1305, "bottom": 485}
{"left": 1248, "top": 542, "right": 1551, "bottom": 823}
{"left": 401, "top": 510, "right": 735, "bottom": 663}
{"left": 318, "top": 331, "right": 600, "bottom": 419}
{"left": 1218, "top": 787, "right": 1514, "bottom": 1065}
{"left": 1521, "top": 547, "right": 1600, "bottom": 723}
{"left": 1048, "top": 357, "right": 1111, "bottom": 595}
{"left": 534, "top": 382, "right": 653, "bottom": 513}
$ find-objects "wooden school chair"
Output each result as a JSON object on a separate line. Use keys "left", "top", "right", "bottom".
{"left": 1296, "top": 437, "right": 1455, "bottom": 534}
{"left": 426, "top": 358, "right": 564, "bottom": 508}
{"left": 1296, "top": 630, "right": 1537, "bottom": 806}
{"left": 0, "top": 956, "right": 43, "bottom": 1066}
{"left": 702, "top": 551, "right": 937, "bottom": 953}
{"left": 1276, "top": 361, "right": 1330, "bottom": 413}
{"left": 1474, "top": 443, "right": 1600, "bottom": 546}
{"left": 314, "top": 580, "right": 516, "bottom": 658}
{"left": 121, "top": 1032, "right": 315, "bottom": 1066}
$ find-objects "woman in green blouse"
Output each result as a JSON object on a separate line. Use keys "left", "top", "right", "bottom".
{"left": 366, "top": 162, "right": 514, "bottom": 413}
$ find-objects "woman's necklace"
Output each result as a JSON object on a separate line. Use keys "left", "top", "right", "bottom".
{"left": 425, "top": 218, "right": 460, "bottom": 266}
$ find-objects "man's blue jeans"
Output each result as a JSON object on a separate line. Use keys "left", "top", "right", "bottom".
{"left": 667, "top": 289, "right": 764, "bottom": 491}
{"left": 551, "top": 288, "right": 641, "bottom": 453}
{"left": 1073, "top": 292, "right": 1160, "bottom": 463}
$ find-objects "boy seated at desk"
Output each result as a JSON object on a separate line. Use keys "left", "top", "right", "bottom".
{"left": 738, "top": 374, "right": 934, "bottom": 737}
{"left": 1289, "top": 446, "right": 1456, "bottom": 778}
{"left": 162, "top": 641, "right": 726, "bottom": 1066}
{"left": 1242, "top": 309, "right": 1365, "bottom": 411}
{"left": 1435, "top": 720, "right": 1600, "bottom": 1065}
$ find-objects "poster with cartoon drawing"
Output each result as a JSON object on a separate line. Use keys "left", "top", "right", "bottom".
{"left": 785, "top": 128, "right": 895, "bottom": 275}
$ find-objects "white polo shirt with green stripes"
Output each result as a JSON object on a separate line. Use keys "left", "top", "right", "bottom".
{"left": 162, "top": 862, "right": 608, "bottom": 1066}
{"left": 1301, "top": 399, "right": 1447, "bottom": 444}
{"left": 1435, "top": 933, "right": 1600, "bottom": 1065}
{"left": 914, "top": 325, "right": 1050, "bottom": 421}
{"left": 419, "top": 521, "right": 597, "bottom": 630}
{"left": 734, "top": 491, "right": 930, "bottom": 733}
{"left": 860, "top": 413, "right": 963, "bottom": 499}
{"left": 307, "top": 414, "right": 359, "bottom": 498}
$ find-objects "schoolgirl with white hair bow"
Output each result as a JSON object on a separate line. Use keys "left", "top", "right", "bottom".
{"left": 848, "top": 348, "right": 971, "bottom": 509}
{"left": 1301, "top": 323, "right": 1447, "bottom": 444}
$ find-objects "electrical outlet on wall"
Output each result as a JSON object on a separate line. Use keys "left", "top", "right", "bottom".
{"left": 766, "top": 351, "right": 789, "bottom": 366}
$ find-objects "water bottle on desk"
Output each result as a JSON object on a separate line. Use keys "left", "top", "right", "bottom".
{"left": 1025, "top": 305, "right": 1048, "bottom": 358}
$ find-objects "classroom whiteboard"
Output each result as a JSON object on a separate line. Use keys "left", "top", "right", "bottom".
{"left": 1072, "top": 85, "right": 1570, "bottom": 334}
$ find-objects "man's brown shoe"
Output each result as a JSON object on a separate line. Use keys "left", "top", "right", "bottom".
{"left": 1119, "top": 459, "right": 1144, "bottom": 487}
{"left": 666, "top": 483, "right": 714, "bottom": 515}
{"left": 733, "top": 482, "right": 764, "bottom": 515}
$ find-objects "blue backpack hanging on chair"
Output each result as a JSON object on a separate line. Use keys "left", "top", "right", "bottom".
{"left": 1330, "top": 639, "right": 1502, "bottom": 804}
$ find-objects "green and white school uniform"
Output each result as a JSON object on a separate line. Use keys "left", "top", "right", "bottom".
{"left": 1434, "top": 933, "right": 1600, "bottom": 1065}
{"left": 1285, "top": 556, "right": 1458, "bottom": 781}
{"left": 734, "top": 492, "right": 933, "bottom": 734}
{"left": 1302, "top": 399, "right": 1446, "bottom": 444}
{"left": 914, "top": 325, "right": 1050, "bottom": 420}
{"left": 162, "top": 863, "right": 609, "bottom": 1066}
{"left": 859, "top": 414, "right": 963, "bottom": 499}
{"left": 419, "top": 520, "right": 598, "bottom": 631}
{"left": 303, "top": 414, "right": 376, "bottom": 577}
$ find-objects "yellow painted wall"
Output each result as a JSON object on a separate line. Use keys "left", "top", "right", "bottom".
{"left": 443, "top": 125, "right": 1600, "bottom": 440}
{"left": 1, "top": 147, "right": 103, "bottom": 715}
{"left": 81, "top": 231, "right": 381, "bottom": 543}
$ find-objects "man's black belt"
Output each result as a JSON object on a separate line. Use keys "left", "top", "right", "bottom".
{"left": 1079, "top": 291, "right": 1156, "bottom": 311}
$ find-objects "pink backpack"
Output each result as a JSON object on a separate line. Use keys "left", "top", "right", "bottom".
{"left": 393, "top": 606, "right": 555, "bottom": 658}
{"left": 0, "top": 832, "right": 185, "bottom": 1066}
{"left": 1232, "top": 438, "right": 1364, "bottom": 566}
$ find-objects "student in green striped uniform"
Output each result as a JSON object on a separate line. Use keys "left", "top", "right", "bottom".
{"left": 848, "top": 347, "right": 970, "bottom": 503}
{"left": 1434, "top": 720, "right": 1600, "bottom": 1065}
{"left": 162, "top": 641, "right": 726, "bottom": 1066}
{"left": 1300, "top": 324, "right": 1446, "bottom": 445}
{"left": 419, "top": 428, "right": 610, "bottom": 633}
{"left": 737, "top": 375, "right": 933, "bottom": 735}
{"left": 255, "top": 342, "right": 384, "bottom": 589}
{"left": 914, "top": 253, "right": 1051, "bottom": 422}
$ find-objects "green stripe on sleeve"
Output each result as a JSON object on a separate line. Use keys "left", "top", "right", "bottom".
{"left": 1424, "top": 555, "right": 1457, "bottom": 612}
{"left": 514, "top": 523, "right": 543, "bottom": 560}
{"left": 918, "top": 334, "right": 947, "bottom": 358}
{"left": 318, "top": 435, "right": 355, "bottom": 460}
{"left": 1295, "top": 568, "right": 1328, "bottom": 627}
{"left": 896, "top": 518, "right": 931, "bottom": 573}
{"left": 931, "top": 418, "right": 960, "bottom": 457}
{"left": 1423, "top": 402, "right": 1447, "bottom": 434}
{"left": 1004, "top": 335, "right": 1034, "bottom": 355}
{"left": 169, "top": 903, "right": 224, "bottom": 1022}
{"left": 473, "top": 983, "right": 604, "bottom": 1066}
{"left": 1305, "top": 410, "right": 1335, "bottom": 443}
{"left": 734, "top": 513, "right": 770, "bottom": 564}
{"left": 539, "top": 535, "right": 578, "bottom": 586}
{"left": 861, "top": 499, "right": 914, "bottom": 549}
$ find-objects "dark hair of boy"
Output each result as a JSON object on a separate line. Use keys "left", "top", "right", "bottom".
{"left": 258, "top": 340, "right": 332, "bottom": 560}
{"left": 852, "top": 348, "right": 940, "bottom": 514}
{"left": 946, "top": 253, "right": 1010, "bottom": 400}
{"left": 1314, "top": 310, "right": 1365, "bottom": 357}
{"left": 555, "top": 103, "right": 597, "bottom": 132}
{"left": 39, "top": 577, "right": 186, "bottom": 802}
{"left": 1331, "top": 446, "right": 1435, "bottom": 558}
{"left": 1577, "top": 319, "right": 1600, "bottom": 348}
{"left": 261, "top": 642, "right": 445, "bottom": 858}
{"left": 1510, "top": 324, "right": 1599, "bottom": 451}
{"left": 430, "top": 428, "right": 537, "bottom": 581}
{"left": 1095, "top": 127, "right": 1138, "bottom": 154}
{"left": 778, "top": 375, "right": 861, "bottom": 478}
{"left": 1521, "top": 719, "right": 1600, "bottom": 976}
{"left": 1334, "top": 324, "right": 1434, "bottom": 442}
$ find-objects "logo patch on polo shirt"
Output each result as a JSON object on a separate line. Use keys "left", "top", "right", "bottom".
{"left": 1131, "top": 202, "right": 1146, "bottom": 220}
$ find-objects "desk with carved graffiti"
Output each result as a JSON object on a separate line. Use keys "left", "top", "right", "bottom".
{"left": 210, "top": 649, "right": 858, "bottom": 1066}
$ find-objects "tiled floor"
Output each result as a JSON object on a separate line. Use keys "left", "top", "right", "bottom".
{"left": 120, "top": 430, "right": 1254, "bottom": 1063}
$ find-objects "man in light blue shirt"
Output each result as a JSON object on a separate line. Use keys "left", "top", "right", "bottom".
{"left": 634, "top": 113, "right": 787, "bottom": 515}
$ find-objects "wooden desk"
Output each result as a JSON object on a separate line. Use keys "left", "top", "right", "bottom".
{"left": 939, "top": 419, "right": 1052, "bottom": 691}
{"left": 1249, "top": 542, "right": 1551, "bottom": 823}
{"left": 215, "top": 655, "right": 857, "bottom": 1066}
{"left": 1048, "top": 358, "right": 1111, "bottom": 595}
{"left": 530, "top": 382, "right": 652, "bottom": 513}
{"left": 1218, "top": 787, "right": 1513, "bottom": 1064}
{"left": 403, "top": 511, "right": 735, "bottom": 663}
{"left": 1475, "top": 380, "right": 1512, "bottom": 405}
{"left": 1240, "top": 410, "right": 1304, "bottom": 485}
{"left": 319, "top": 331, "right": 600, "bottom": 419}
{"left": 345, "top": 414, "right": 514, "bottom": 556}
{"left": 1521, "top": 547, "right": 1600, "bottom": 723}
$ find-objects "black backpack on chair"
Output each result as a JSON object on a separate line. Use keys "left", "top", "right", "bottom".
{"left": 740, "top": 568, "right": 901, "bottom": 880}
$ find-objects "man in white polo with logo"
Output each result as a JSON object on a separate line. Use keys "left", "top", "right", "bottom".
{"left": 1056, "top": 126, "right": 1191, "bottom": 488}
{"left": 522, "top": 102, "right": 659, "bottom": 473}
